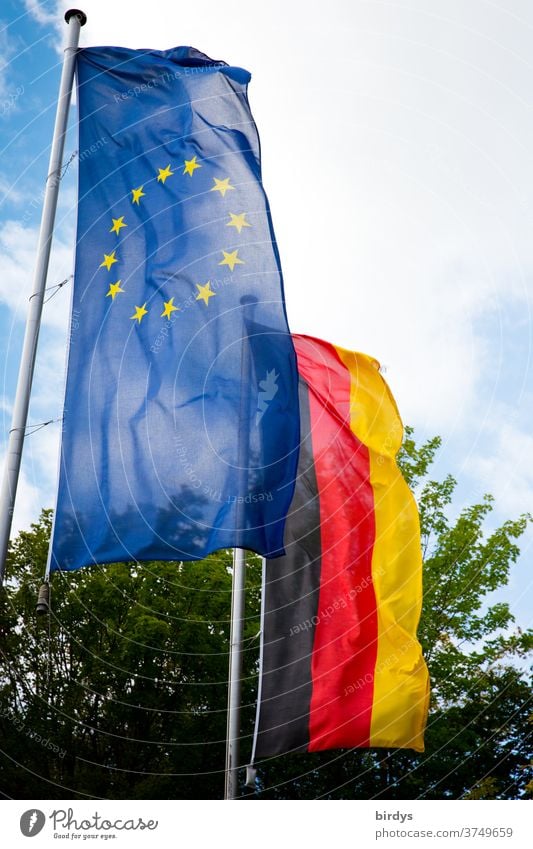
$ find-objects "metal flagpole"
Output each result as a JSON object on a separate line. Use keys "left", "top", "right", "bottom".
{"left": 244, "top": 555, "right": 266, "bottom": 791}
{"left": 0, "top": 9, "right": 86, "bottom": 584}
{"left": 225, "top": 545, "right": 246, "bottom": 799}
{"left": 224, "top": 296, "right": 256, "bottom": 800}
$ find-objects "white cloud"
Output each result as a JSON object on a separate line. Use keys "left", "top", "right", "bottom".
{"left": 0, "top": 444, "right": 48, "bottom": 539}
{"left": 23, "top": 1, "right": 59, "bottom": 26}
{"left": 0, "top": 174, "right": 24, "bottom": 205}
{"left": 465, "top": 418, "right": 533, "bottom": 630}
{"left": 0, "top": 333, "right": 66, "bottom": 538}
{"left": 0, "top": 218, "right": 74, "bottom": 330}
{"left": 10, "top": 467, "right": 43, "bottom": 535}
{"left": 28, "top": 331, "right": 69, "bottom": 418}
{"left": 0, "top": 22, "right": 20, "bottom": 98}
{"left": 467, "top": 420, "right": 533, "bottom": 519}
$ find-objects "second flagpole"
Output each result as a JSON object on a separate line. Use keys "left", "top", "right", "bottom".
{"left": 224, "top": 297, "right": 257, "bottom": 799}
{"left": 225, "top": 545, "right": 246, "bottom": 799}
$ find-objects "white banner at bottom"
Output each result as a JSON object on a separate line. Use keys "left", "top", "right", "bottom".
{"left": 2, "top": 799, "right": 530, "bottom": 848}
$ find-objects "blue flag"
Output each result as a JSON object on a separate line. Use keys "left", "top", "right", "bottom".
{"left": 49, "top": 46, "right": 299, "bottom": 571}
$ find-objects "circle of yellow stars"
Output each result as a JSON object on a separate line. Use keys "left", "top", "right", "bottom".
{"left": 99, "top": 154, "right": 252, "bottom": 325}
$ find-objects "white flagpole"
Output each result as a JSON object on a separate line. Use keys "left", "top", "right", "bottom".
{"left": 224, "top": 296, "right": 257, "bottom": 799}
{"left": 245, "top": 555, "right": 266, "bottom": 790}
{"left": 225, "top": 545, "right": 246, "bottom": 799}
{"left": 0, "top": 9, "right": 86, "bottom": 584}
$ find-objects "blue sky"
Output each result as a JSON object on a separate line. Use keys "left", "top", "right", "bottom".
{"left": 0, "top": 0, "right": 532, "bottom": 630}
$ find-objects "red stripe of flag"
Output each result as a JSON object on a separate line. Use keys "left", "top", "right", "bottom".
{"left": 294, "top": 337, "right": 379, "bottom": 750}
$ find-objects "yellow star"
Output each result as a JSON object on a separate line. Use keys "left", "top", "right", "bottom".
{"left": 157, "top": 164, "right": 174, "bottom": 184}
{"left": 131, "top": 186, "right": 145, "bottom": 205}
{"left": 100, "top": 251, "right": 118, "bottom": 271}
{"left": 161, "top": 297, "right": 180, "bottom": 319}
{"left": 130, "top": 303, "right": 148, "bottom": 323}
{"left": 195, "top": 281, "right": 216, "bottom": 306}
{"left": 219, "top": 249, "right": 244, "bottom": 272}
{"left": 210, "top": 177, "right": 235, "bottom": 197}
{"left": 110, "top": 216, "right": 127, "bottom": 235}
{"left": 227, "top": 212, "right": 251, "bottom": 234}
{"left": 105, "top": 281, "right": 124, "bottom": 301}
{"left": 183, "top": 155, "right": 201, "bottom": 176}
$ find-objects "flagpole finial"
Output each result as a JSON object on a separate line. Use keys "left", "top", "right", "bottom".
{"left": 65, "top": 8, "right": 87, "bottom": 26}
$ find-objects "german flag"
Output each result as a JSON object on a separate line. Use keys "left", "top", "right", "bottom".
{"left": 253, "top": 335, "right": 429, "bottom": 757}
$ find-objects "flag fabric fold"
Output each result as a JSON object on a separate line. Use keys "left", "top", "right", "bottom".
{"left": 49, "top": 46, "right": 299, "bottom": 571}
{"left": 254, "top": 334, "right": 429, "bottom": 756}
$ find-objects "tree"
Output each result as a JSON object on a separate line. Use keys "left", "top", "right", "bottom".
{"left": 0, "top": 429, "right": 531, "bottom": 799}
{"left": 0, "top": 515, "right": 261, "bottom": 799}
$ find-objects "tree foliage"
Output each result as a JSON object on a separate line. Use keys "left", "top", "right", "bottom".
{"left": 0, "top": 429, "right": 531, "bottom": 799}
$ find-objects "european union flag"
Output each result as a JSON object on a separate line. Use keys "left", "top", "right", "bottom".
{"left": 49, "top": 46, "right": 300, "bottom": 571}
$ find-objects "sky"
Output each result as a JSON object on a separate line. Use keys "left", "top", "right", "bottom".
{"left": 0, "top": 0, "right": 532, "bottom": 628}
